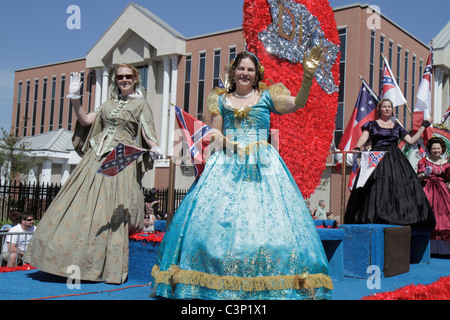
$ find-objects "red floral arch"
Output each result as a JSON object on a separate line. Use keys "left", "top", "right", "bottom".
{"left": 243, "top": 0, "right": 340, "bottom": 198}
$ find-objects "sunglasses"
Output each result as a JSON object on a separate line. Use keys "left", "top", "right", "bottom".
{"left": 25, "top": 218, "right": 34, "bottom": 221}
{"left": 116, "top": 74, "right": 134, "bottom": 80}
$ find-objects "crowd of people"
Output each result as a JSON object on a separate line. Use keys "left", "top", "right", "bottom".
{"left": 0, "top": 44, "right": 448, "bottom": 301}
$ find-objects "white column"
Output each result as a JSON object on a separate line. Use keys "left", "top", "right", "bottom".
{"left": 41, "top": 160, "right": 52, "bottom": 185}
{"left": 167, "top": 56, "right": 179, "bottom": 156}
{"left": 60, "top": 163, "right": 70, "bottom": 185}
{"left": 160, "top": 57, "right": 171, "bottom": 154}
{"left": 94, "top": 68, "right": 102, "bottom": 109}
{"left": 101, "top": 68, "right": 110, "bottom": 104}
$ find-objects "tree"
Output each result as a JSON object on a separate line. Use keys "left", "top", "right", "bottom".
{"left": 0, "top": 128, "right": 47, "bottom": 183}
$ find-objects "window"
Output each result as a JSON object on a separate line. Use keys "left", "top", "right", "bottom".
{"left": 229, "top": 47, "right": 237, "bottom": 62}
{"left": 32, "top": 79, "right": 39, "bottom": 136}
{"left": 23, "top": 80, "right": 30, "bottom": 136}
{"left": 403, "top": 51, "right": 409, "bottom": 126}
{"left": 15, "top": 82, "right": 22, "bottom": 136}
{"left": 369, "top": 29, "right": 375, "bottom": 87}
{"left": 334, "top": 28, "right": 347, "bottom": 147}
{"left": 197, "top": 52, "right": 206, "bottom": 120}
{"left": 411, "top": 55, "right": 416, "bottom": 128}
{"left": 59, "top": 75, "right": 65, "bottom": 129}
{"left": 213, "top": 50, "right": 221, "bottom": 88}
{"left": 395, "top": 46, "right": 402, "bottom": 118}
{"left": 40, "top": 78, "right": 47, "bottom": 134}
{"left": 49, "top": 76, "right": 56, "bottom": 131}
{"left": 183, "top": 55, "right": 192, "bottom": 113}
{"left": 136, "top": 65, "right": 148, "bottom": 91}
{"left": 378, "top": 35, "right": 385, "bottom": 93}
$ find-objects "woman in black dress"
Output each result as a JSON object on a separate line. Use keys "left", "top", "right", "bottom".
{"left": 344, "top": 98, "right": 435, "bottom": 229}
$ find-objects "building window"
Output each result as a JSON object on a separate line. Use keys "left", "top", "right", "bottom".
{"left": 23, "top": 80, "right": 30, "bottom": 136}
{"left": 183, "top": 55, "right": 192, "bottom": 113}
{"left": 213, "top": 50, "right": 222, "bottom": 88}
{"left": 59, "top": 75, "right": 65, "bottom": 129}
{"left": 136, "top": 65, "right": 148, "bottom": 91}
{"left": 378, "top": 35, "right": 385, "bottom": 93}
{"left": 395, "top": 45, "right": 402, "bottom": 118}
{"left": 229, "top": 46, "right": 237, "bottom": 62}
{"left": 87, "top": 70, "right": 94, "bottom": 113}
{"left": 403, "top": 50, "right": 409, "bottom": 126}
{"left": 369, "top": 29, "right": 375, "bottom": 88}
{"left": 40, "top": 78, "right": 47, "bottom": 134}
{"left": 388, "top": 40, "right": 394, "bottom": 65}
{"left": 411, "top": 55, "right": 416, "bottom": 128}
{"left": 49, "top": 76, "right": 56, "bottom": 131}
{"left": 197, "top": 52, "right": 206, "bottom": 120}
{"left": 334, "top": 28, "right": 347, "bottom": 147}
{"left": 15, "top": 82, "right": 22, "bottom": 137}
{"left": 32, "top": 79, "right": 39, "bottom": 136}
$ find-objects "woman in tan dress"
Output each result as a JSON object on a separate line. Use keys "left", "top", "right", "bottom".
{"left": 25, "top": 64, "right": 161, "bottom": 284}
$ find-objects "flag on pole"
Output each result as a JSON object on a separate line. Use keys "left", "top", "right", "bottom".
{"left": 356, "top": 151, "right": 386, "bottom": 189}
{"left": 338, "top": 78, "right": 379, "bottom": 153}
{"left": 380, "top": 56, "right": 407, "bottom": 107}
{"left": 97, "top": 142, "right": 147, "bottom": 177}
{"left": 413, "top": 48, "right": 433, "bottom": 143}
{"left": 174, "top": 106, "right": 212, "bottom": 180}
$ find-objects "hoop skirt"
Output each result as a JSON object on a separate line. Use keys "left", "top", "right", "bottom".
{"left": 152, "top": 87, "right": 333, "bottom": 300}
{"left": 344, "top": 121, "right": 435, "bottom": 229}
{"left": 417, "top": 158, "right": 450, "bottom": 241}
{"left": 24, "top": 97, "right": 158, "bottom": 284}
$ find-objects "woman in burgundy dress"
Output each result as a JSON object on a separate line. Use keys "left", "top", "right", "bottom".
{"left": 417, "top": 137, "right": 450, "bottom": 246}
{"left": 344, "top": 98, "right": 435, "bottom": 229}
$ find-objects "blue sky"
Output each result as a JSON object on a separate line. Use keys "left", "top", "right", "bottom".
{"left": 0, "top": 0, "right": 448, "bottom": 131}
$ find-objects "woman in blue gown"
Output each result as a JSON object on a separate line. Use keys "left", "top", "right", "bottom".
{"left": 151, "top": 48, "right": 333, "bottom": 300}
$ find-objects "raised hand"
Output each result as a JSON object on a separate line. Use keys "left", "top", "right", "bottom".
{"left": 303, "top": 46, "right": 324, "bottom": 79}
{"left": 67, "top": 72, "right": 83, "bottom": 99}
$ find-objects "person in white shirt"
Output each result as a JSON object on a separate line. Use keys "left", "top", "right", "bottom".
{"left": 314, "top": 200, "right": 328, "bottom": 220}
{"left": 1, "top": 212, "right": 36, "bottom": 267}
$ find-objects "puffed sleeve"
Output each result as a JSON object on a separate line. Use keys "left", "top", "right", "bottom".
{"left": 267, "top": 83, "right": 292, "bottom": 115}
{"left": 207, "top": 88, "right": 227, "bottom": 116}
{"left": 417, "top": 157, "right": 426, "bottom": 174}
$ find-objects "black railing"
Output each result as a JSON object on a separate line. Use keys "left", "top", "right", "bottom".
{"left": 0, "top": 181, "right": 188, "bottom": 221}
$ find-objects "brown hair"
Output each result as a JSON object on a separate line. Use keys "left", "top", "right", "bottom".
{"left": 426, "top": 137, "right": 446, "bottom": 154}
{"left": 225, "top": 52, "right": 264, "bottom": 93}
{"left": 376, "top": 98, "right": 393, "bottom": 118}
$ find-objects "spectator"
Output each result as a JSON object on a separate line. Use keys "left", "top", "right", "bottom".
{"left": 314, "top": 200, "right": 328, "bottom": 220}
{"left": 2, "top": 212, "right": 36, "bottom": 267}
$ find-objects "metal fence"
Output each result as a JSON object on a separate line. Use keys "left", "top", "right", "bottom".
{"left": 0, "top": 180, "right": 188, "bottom": 221}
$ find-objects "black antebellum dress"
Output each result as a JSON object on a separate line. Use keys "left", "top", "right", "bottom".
{"left": 344, "top": 121, "right": 435, "bottom": 229}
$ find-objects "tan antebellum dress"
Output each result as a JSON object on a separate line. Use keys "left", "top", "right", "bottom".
{"left": 24, "top": 95, "right": 158, "bottom": 284}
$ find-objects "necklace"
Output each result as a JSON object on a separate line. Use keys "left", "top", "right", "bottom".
{"left": 233, "top": 90, "right": 254, "bottom": 99}
{"left": 427, "top": 157, "right": 443, "bottom": 174}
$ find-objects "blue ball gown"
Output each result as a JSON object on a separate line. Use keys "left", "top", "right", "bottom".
{"left": 151, "top": 85, "right": 333, "bottom": 299}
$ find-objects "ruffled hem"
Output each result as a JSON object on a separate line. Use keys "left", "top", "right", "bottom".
{"left": 151, "top": 264, "right": 333, "bottom": 292}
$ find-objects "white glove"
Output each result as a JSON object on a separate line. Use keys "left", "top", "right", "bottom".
{"left": 66, "top": 72, "right": 83, "bottom": 99}
{"left": 425, "top": 166, "right": 432, "bottom": 177}
{"left": 150, "top": 146, "right": 165, "bottom": 160}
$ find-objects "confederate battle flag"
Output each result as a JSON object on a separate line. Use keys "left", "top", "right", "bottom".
{"left": 97, "top": 142, "right": 147, "bottom": 177}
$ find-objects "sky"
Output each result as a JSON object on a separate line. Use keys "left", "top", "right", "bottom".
{"left": 0, "top": 0, "right": 448, "bottom": 131}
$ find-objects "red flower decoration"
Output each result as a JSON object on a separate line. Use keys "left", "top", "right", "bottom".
{"left": 243, "top": 0, "right": 340, "bottom": 198}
